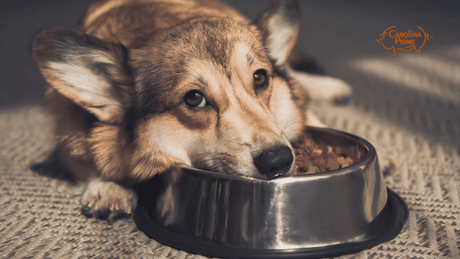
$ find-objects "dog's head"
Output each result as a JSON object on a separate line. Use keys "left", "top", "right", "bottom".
{"left": 32, "top": 0, "right": 307, "bottom": 181}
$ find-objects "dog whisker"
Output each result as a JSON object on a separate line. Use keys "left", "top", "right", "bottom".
{"left": 280, "top": 119, "right": 296, "bottom": 139}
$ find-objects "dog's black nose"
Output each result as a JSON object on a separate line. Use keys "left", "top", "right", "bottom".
{"left": 254, "top": 145, "right": 294, "bottom": 179}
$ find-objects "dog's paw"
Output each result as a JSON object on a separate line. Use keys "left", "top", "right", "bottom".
{"left": 288, "top": 68, "right": 352, "bottom": 103}
{"left": 310, "top": 76, "right": 352, "bottom": 104}
{"left": 306, "top": 110, "right": 327, "bottom": 128}
{"left": 81, "top": 176, "right": 138, "bottom": 220}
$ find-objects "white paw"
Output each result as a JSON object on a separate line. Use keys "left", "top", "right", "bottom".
{"left": 288, "top": 67, "right": 352, "bottom": 103}
{"left": 81, "top": 176, "right": 138, "bottom": 220}
{"left": 306, "top": 110, "right": 327, "bottom": 128}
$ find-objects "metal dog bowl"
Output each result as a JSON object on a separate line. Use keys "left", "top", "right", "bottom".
{"left": 134, "top": 127, "right": 408, "bottom": 259}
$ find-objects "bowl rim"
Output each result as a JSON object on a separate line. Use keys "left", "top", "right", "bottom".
{"left": 134, "top": 127, "right": 408, "bottom": 258}
{"left": 134, "top": 188, "right": 408, "bottom": 259}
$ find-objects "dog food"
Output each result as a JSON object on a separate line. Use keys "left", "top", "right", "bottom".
{"left": 292, "top": 133, "right": 362, "bottom": 175}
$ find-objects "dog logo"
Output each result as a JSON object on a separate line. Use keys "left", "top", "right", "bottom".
{"left": 376, "top": 26, "right": 432, "bottom": 56}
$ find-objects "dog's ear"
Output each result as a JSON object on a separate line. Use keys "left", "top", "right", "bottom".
{"left": 32, "top": 28, "right": 132, "bottom": 123}
{"left": 256, "top": 0, "right": 300, "bottom": 66}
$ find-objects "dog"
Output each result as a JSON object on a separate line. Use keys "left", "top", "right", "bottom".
{"left": 32, "top": 0, "right": 351, "bottom": 219}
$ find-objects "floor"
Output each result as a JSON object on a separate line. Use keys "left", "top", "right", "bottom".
{"left": 1, "top": 0, "right": 460, "bottom": 258}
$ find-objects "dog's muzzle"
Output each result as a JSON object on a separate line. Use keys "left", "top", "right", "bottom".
{"left": 253, "top": 145, "right": 294, "bottom": 179}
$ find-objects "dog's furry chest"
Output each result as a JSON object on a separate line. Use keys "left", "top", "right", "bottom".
{"left": 76, "top": 0, "right": 248, "bottom": 48}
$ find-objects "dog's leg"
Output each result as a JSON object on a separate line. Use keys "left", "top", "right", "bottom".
{"left": 156, "top": 181, "right": 176, "bottom": 225}
{"left": 155, "top": 167, "right": 183, "bottom": 226}
{"left": 306, "top": 110, "right": 327, "bottom": 128}
{"left": 287, "top": 66, "right": 352, "bottom": 103}
{"left": 81, "top": 176, "right": 138, "bottom": 220}
{"left": 57, "top": 143, "right": 94, "bottom": 181}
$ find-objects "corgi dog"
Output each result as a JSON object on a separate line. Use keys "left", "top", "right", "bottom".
{"left": 32, "top": 0, "right": 351, "bottom": 219}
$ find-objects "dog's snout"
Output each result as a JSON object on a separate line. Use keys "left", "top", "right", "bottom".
{"left": 254, "top": 146, "right": 293, "bottom": 179}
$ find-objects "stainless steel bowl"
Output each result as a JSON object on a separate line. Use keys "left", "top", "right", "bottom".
{"left": 134, "top": 127, "right": 408, "bottom": 259}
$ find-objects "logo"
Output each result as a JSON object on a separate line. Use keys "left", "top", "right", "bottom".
{"left": 376, "top": 26, "right": 432, "bottom": 56}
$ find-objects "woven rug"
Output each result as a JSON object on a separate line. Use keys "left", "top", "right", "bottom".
{"left": 1, "top": 0, "right": 460, "bottom": 258}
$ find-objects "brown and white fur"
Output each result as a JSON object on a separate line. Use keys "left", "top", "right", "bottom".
{"left": 32, "top": 0, "right": 351, "bottom": 219}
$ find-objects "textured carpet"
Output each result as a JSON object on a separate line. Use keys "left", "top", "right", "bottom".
{"left": 1, "top": 0, "right": 460, "bottom": 258}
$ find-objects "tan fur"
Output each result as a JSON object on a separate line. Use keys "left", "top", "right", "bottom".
{"left": 32, "top": 0, "right": 349, "bottom": 219}
{"left": 76, "top": 0, "right": 247, "bottom": 47}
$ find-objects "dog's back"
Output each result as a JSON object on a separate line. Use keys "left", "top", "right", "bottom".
{"left": 76, "top": 0, "right": 247, "bottom": 47}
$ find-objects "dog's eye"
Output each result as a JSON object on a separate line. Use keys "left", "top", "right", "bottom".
{"left": 253, "top": 69, "right": 268, "bottom": 90}
{"left": 184, "top": 90, "right": 206, "bottom": 108}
